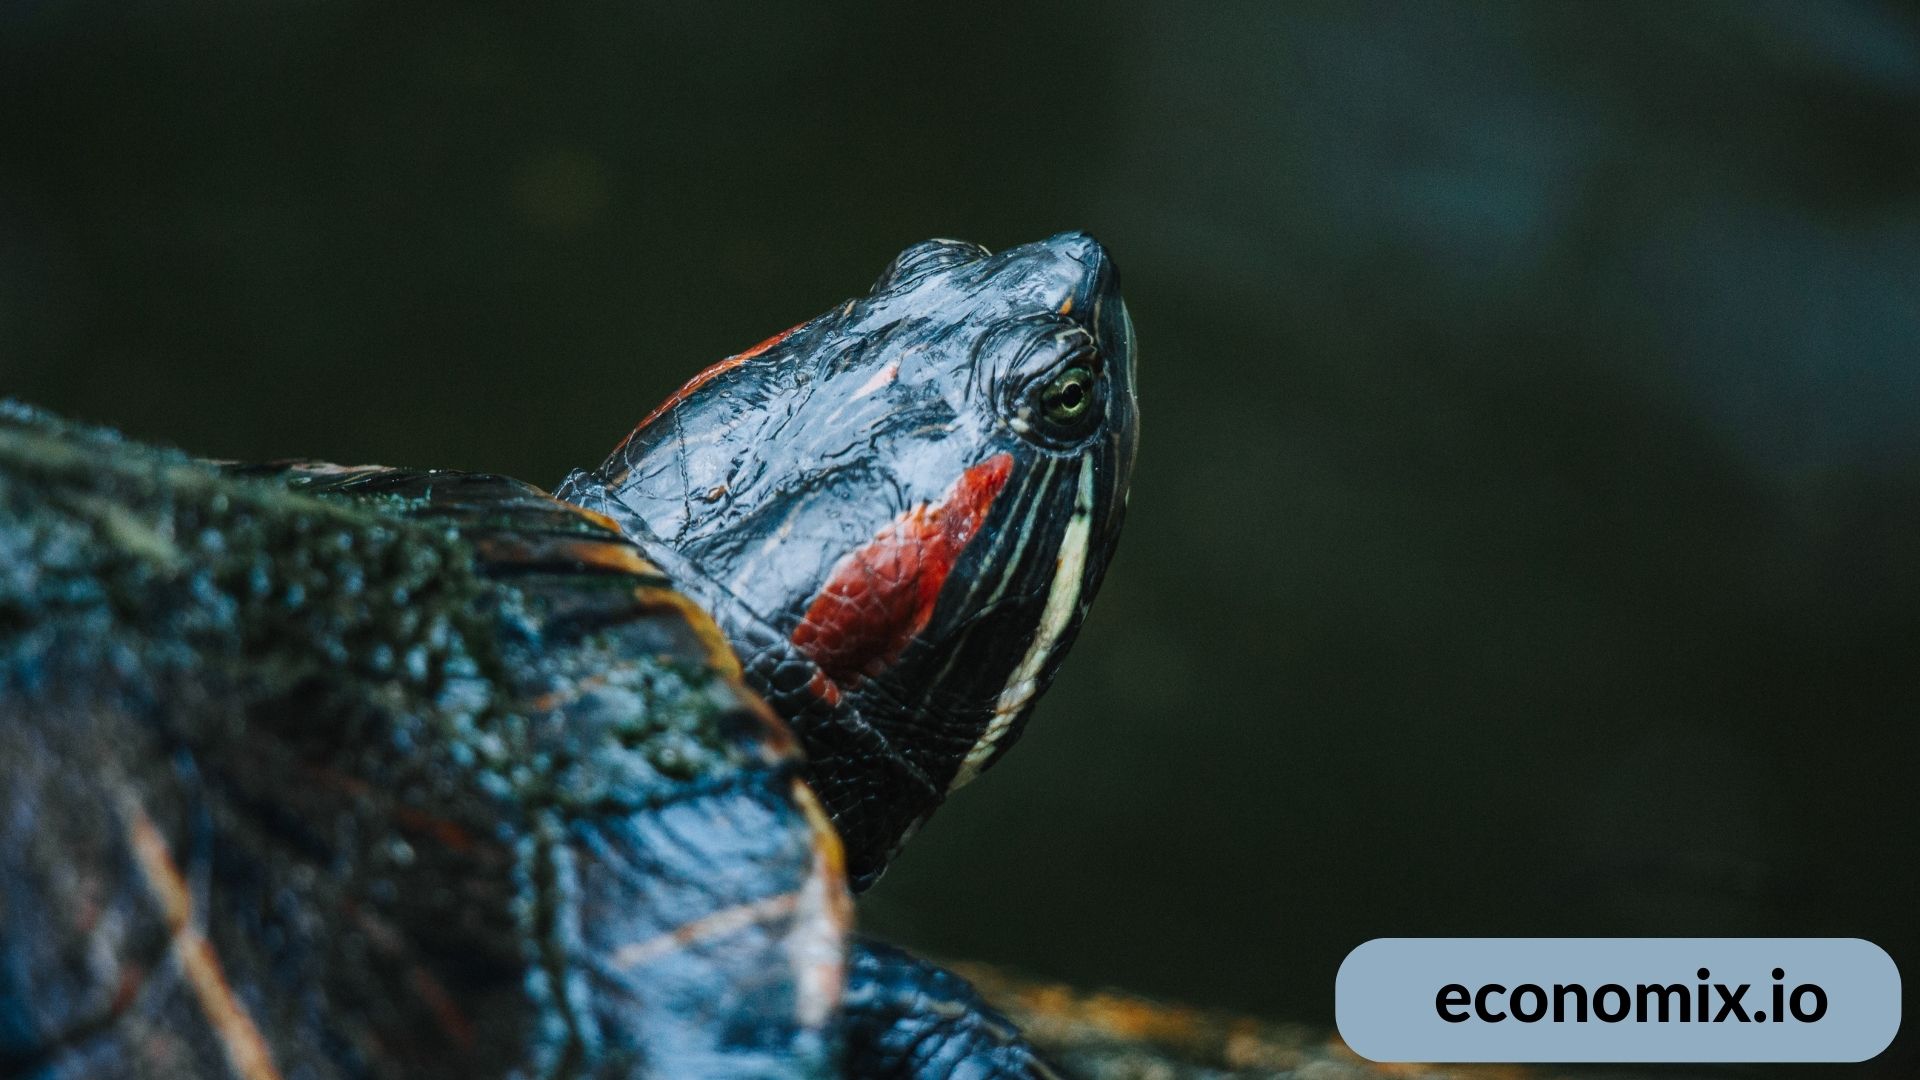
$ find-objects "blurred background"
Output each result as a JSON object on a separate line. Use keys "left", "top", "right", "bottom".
{"left": 4, "top": 2, "right": 1915, "bottom": 1074}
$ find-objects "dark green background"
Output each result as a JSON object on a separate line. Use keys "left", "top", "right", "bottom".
{"left": 5, "top": 3, "right": 1915, "bottom": 1074}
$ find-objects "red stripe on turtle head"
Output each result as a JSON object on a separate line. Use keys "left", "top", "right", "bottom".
{"left": 790, "top": 453, "right": 1014, "bottom": 690}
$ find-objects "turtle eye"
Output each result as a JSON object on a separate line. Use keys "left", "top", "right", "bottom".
{"left": 1039, "top": 366, "right": 1095, "bottom": 425}
{"left": 873, "top": 239, "right": 989, "bottom": 293}
{"left": 981, "top": 316, "right": 1106, "bottom": 449}
{"left": 1015, "top": 348, "right": 1105, "bottom": 447}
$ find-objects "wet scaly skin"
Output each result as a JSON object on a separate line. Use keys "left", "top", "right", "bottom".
{"left": 0, "top": 232, "right": 1137, "bottom": 1079}
{"left": 563, "top": 231, "right": 1140, "bottom": 889}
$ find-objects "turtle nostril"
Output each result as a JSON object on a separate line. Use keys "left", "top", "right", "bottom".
{"left": 1043, "top": 230, "right": 1104, "bottom": 266}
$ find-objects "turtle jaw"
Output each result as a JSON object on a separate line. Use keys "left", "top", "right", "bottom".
{"left": 947, "top": 452, "right": 1100, "bottom": 792}
{"left": 908, "top": 247, "right": 1139, "bottom": 795}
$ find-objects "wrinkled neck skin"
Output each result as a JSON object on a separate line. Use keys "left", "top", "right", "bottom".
{"left": 557, "top": 233, "right": 1137, "bottom": 890}
{"left": 559, "top": 473, "right": 946, "bottom": 889}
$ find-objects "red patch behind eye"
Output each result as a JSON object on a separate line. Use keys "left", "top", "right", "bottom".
{"left": 791, "top": 453, "right": 1015, "bottom": 689}
{"left": 615, "top": 323, "right": 803, "bottom": 454}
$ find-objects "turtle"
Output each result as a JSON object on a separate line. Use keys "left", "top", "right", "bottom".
{"left": 0, "top": 231, "right": 1139, "bottom": 1079}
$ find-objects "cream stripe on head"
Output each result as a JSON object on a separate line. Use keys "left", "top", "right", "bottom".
{"left": 949, "top": 454, "right": 1096, "bottom": 791}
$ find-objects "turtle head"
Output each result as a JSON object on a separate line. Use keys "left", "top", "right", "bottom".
{"left": 561, "top": 232, "right": 1138, "bottom": 888}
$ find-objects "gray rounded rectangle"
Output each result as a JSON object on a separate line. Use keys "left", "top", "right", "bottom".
{"left": 1335, "top": 938, "right": 1900, "bottom": 1062}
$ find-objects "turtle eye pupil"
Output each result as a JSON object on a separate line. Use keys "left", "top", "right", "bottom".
{"left": 1041, "top": 367, "right": 1094, "bottom": 424}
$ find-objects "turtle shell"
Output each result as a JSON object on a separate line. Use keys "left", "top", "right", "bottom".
{"left": 0, "top": 404, "right": 851, "bottom": 1078}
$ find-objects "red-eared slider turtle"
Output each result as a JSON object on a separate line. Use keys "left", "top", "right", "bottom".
{"left": 0, "top": 233, "right": 1137, "bottom": 1078}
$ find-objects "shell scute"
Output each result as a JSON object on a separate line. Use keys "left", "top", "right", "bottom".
{"left": 0, "top": 410, "right": 847, "bottom": 1078}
